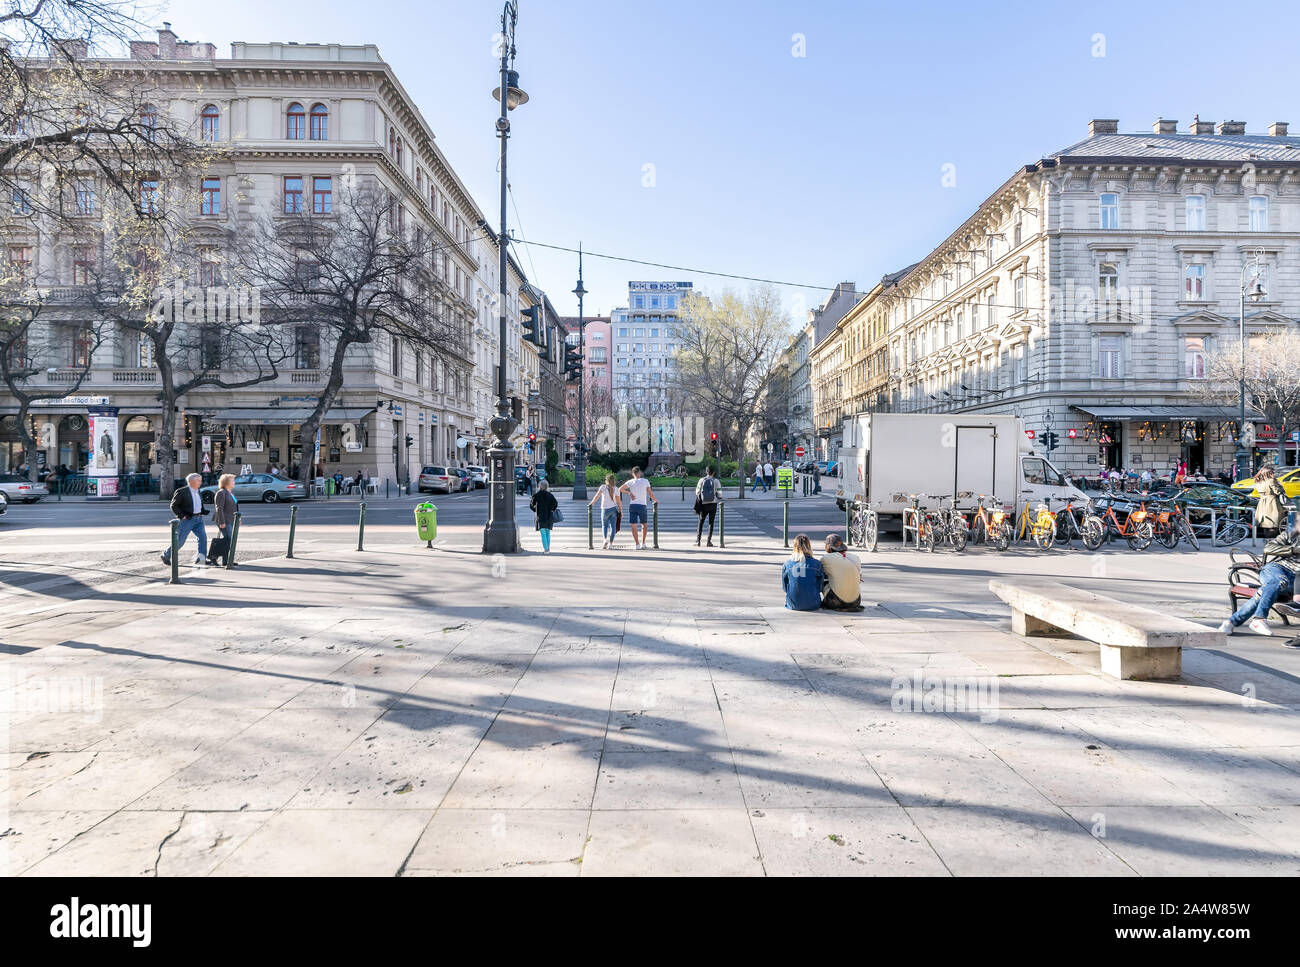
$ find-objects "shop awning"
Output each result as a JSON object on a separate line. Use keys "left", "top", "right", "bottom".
{"left": 1071, "top": 404, "right": 1263, "bottom": 422}
{"left": 196, "top": 407, "right": 374, "bottom": 426}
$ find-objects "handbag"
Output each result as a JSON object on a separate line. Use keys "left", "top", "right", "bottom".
{"left": 552, "top": 505, "right": 564, "bottom": 523}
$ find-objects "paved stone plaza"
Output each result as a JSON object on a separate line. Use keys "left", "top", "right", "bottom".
{"left": 3, "top": 508, "right": 1299, "bottom": 876}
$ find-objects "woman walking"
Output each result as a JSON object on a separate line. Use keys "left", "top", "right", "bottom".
{"left": 1253, "top": 464, "right": 1288, "bottom": 538}
{"left": 781, "top": 534, "right": 825, "bottom": 611}
{"left": 588, "top": 473, "right": 623, "bottom": 549}
{"left": 208, "top": 472, "right": 238, "bottom": 566}
{"left": 530, "top": 480, "right": 559, "bottom": 553}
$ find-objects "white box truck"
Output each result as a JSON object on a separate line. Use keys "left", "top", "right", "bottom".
{"left": 834, "top": 413, "right": 1084, "bottom": 522}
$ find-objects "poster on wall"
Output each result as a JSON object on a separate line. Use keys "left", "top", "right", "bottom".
{"left": 87, "top": 405, "right": 120, "bottom": 499}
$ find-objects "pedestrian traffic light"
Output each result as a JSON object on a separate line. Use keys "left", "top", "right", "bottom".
{"left": 528, "top": 431, "right": 536, "bottom": 444}
{"left": 521, "top": 305, "right": 543, "bottom": 347}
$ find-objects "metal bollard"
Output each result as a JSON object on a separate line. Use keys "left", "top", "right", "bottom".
{"left": 719, "top": 501, "right": 725, "bottom": 548}
{"left": 784, "top": 499, "right": 790, "bottom": 548}
{"left": 385, "top": 479, "right": 390, "bottom": 500}
{"left": 287, "top": 504, "right": 298, "bottom": 559}
{"left": 845, "top": 499, "right": 851, "bottom": 544}
{"left": 225, "top": 512, "right": 242, "bottom": 569}
{"left": 357, "top": 501, "right": 367, "bottom": 551}
{"left": 681, "top": 478, "right": 685, "bottom": 502}
{"left": 587, "top": 503, "right": 594, "bottom": 549}
{"left": 168, "top": 518, "right": 180, "bottom": 584}
{"left": 57, "top": 477, "right": 61, "bottom": 501}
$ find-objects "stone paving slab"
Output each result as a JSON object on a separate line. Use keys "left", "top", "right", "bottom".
{"left": 4, "top": 538, "right": 1300, "bottom": 876}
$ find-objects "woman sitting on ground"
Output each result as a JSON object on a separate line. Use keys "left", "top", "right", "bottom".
{"left": 782, "top": 534, "right": 824, "bottom": 611}
{"left": 820, "top": 534, "right": 865, "bottom": 611}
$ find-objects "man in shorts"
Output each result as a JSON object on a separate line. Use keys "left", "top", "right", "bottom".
{"left": 619, "top": 466, "right": 659, "bottom": 550}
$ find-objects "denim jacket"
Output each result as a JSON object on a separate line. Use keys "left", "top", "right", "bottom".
{"left": 782, "top": 557, "right": 824, "bottom": 611}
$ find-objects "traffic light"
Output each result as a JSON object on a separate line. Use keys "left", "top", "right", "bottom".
{"left": 710, "top": 432, "right": 718, "bottom": 444}
{"left": 521, "top": 305, "right": 543, "bottom": 347}
{"left": 564, "top": 345, "right": 583, "bottom": 381}
{"left": 783, "top": 443, "right": 789, "bottom": 457}
{"left": 404, "top": 434, "right": 413, "bottom": 449}
{"left": 528, "top": 431, "right": 536, "bottom": 445}
{"left": 1042, "top": 430, "right": 1059, "bottom": 452}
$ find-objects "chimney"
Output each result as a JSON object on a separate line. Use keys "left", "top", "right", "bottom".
{"left": 1153, "top": 118, "right": 1178, "bottom": 135}
{"left": 129, "top": 41, "right": 159, "bottom": 60}
{"left": 157, "top": 22, "right": 177, "bottom": 58}
{"left": 1217, "top": 120, "right": 1246, "bottom": 135}
{"left": 1190, "top": 118, "right": 1215, "bottom": 135}
{"left": 1269, "top": 121, "right": 1289, "bottom": 137}
{"left": 51, "top": 37, "right": 89, "bottom": 60}
{"left": 1088, "top": 119, "right": 1119, "bottom": 137}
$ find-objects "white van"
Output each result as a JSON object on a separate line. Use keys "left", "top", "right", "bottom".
{"left": 835, "top": 413, "right": 1085, "bottom": 520}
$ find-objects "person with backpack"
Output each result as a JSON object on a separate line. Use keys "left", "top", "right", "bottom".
{"left": 588, "top": 473, "right": 623, "bottom": 550}
{"left": 782, "top": 534, "right": 824, "bottom": 611}
{"left": 695, "top": 466, "right": 721, "bottom": 546}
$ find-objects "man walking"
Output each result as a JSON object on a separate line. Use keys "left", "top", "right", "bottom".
{"left": 763, "top": 458, "right": 775, "bottom": 492}
{"left": 695, "top": 466, "right": 721, "bottom": 546}
{"left": 619, "top": 466, "right": 659, "bottom": 550}
{"left": 751, "top": 460, "right": 765, "bottom": 494}
{"left": 161, "top": 472, "right": 210, "bottom": 566}
{"left": 812, "top": 462, "right": 822, "bottom": 494}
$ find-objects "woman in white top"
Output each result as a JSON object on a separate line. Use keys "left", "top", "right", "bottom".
{"left": 588, "top": 473, "right": 623, "bottom": 549}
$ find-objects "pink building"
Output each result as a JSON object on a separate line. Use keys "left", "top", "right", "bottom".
{"left": 561, "top": 315, "right": 611, "bottom": 457}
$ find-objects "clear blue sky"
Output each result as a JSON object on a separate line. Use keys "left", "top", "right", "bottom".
{"left": 158, "top": 0, "right": 1300, "bottom": 320}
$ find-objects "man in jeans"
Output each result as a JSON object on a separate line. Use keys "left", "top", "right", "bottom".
{"left": 619, "top": 466, "right": 659, "bottom": 550}
{"left": 695, "top": 466, "right": 721, "bottom": 547}
{"left": 1221, "top": 513, "right": 1300, "bottom": 636}
{"left": 161, "top": 473, "right": 210, "bottom": 566}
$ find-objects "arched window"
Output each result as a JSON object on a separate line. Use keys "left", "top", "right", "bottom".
{"left": 286, "top": 102, "right": 305, "bottom": 140}
{"left": 388, "top": 128, "right": 396, "bottom": 157}
{"left": 200, "top": 104, "right": 219, "bottom": 141}
{"left": 309, "top": 102, "right": 328, "bottom": 140}
{"left": 395, "top": 137, "right": 403, "bottom": 166}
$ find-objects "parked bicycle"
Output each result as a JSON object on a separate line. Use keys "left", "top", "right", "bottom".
{"left": 969, "top": 494, "right": 1011, "bottom": 551}
{"left": 1150, "top": 499, "right": 1200, "bottom": 551}
{"left": 1081, "top": 496, "right": 1154, "bottom": 551}
{"left": 848, "top": 499, "right": 880, "bottom": 553}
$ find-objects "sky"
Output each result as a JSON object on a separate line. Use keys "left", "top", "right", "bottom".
{"left": 149, "top": 0, "right": 1300, "bottom": 320}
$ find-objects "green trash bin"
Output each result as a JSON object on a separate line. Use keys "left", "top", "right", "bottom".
{"left": 414, "top": 502, "right": 437, "bottom": 544}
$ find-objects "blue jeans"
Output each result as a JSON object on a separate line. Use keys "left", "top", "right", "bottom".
{"left": 170, "top": 516, "right": 208, "bottom": 559}
{"left": 602, "top": 508, "right": 618, "bottom": 541}
{"left": 540, "top": 527, "right": 551, "bottom": 551}
{"left": 1231, "top": 562, "right": 1295, "bottom": 625}
{"left": 751, "top": 474, "right": 762, "bottom": 492}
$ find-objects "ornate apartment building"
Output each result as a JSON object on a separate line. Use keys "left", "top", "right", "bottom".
{"left": 0, "top": 26, "right": 546, "bottom": 483}
{"left": 818, "top": 118, "right": 1299, "bottom": 477}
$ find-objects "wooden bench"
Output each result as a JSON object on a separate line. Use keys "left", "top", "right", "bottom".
{"left": 988, "top": 579, "right": 1225, "bottom": 680}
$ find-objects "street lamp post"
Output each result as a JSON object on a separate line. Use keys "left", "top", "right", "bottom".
{"left": 483, "top": 1, "right": 528, "bottom": 554}
{"left": 572, "top": 250, "right": 588, "bottom": 501}
{"left": 1234, "top": 256, "right": 1267, "bottom": 482}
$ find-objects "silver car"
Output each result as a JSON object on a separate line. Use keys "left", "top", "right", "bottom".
{"left": 200, "top": 473, "right": 307, "bottom": 504}
{"left": 465, "top": 465, "right": 488, "bottom": 488}
{"left": 0, "top": 473, "right": 49, "bottom": 502}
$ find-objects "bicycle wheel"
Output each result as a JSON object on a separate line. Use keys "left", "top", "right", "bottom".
{"left": 951, "top": 522, "right": 968, "bottom": 552}
{"left": 972, "top": 518, "right": 987, "bottom": 546}
{"left": 1081, "top": 517, "right": 1105, "bottom": 551}
{"left": 1179, "top": 517, "right": 1200, "bottom": 551}
{"left": 848, "top": 511, "right": 865, "bottom": 548}
{"left": 920, "top": 523, "right": 937, "bottom": 552}
{"left": 1156, "top": 522, "right": 1180, "bottom": 550}
{"left": 1216, "top": 519, "right": 1249, "bottom": 547}
{"left": 1034, "top": 523, "right": 1056, "bottom": 550}
{"left": 1127, "top": 520, "right": 1154, "bottom": 551}
{"left": 992, "top": 521, "right": 1011, "bottom": 552}
{"left": 864, "top": 512, "right": 878, "bottom": 553}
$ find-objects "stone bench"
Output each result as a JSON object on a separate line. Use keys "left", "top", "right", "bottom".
{"left": 988, "top": 579, "right": 1225, "bottom": 680}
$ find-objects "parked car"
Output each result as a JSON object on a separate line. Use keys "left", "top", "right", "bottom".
{"left": 815, "top": 460, "right": 839, "bottom": 478}
{"left": 0, "top": 473, "right": 49, "bottom": 502}
{"left": 0, "top": 490, "right": 8, "bottom": 519}
{"left": 199, "top": 473, "right": 306, "bottom": 504}
{"left": 418, "top": 466, "right": 456, "bottom": 494}
{"left": 465, "top": 465, "right": 488, "bottom": 488}
{"left": 450, "top": 468, "right": 473, "bottom": 493}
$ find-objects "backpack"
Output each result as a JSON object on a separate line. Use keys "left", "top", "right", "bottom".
{"left": 700, "top": 476, "right": 717, "bottom": 503}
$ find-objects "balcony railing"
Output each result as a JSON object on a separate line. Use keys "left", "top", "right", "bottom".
{"left": 290, "top": 370, "right": 322, "bottom": 384}
{"left": 112, "top": 369, "right": 159, "bottom": 383}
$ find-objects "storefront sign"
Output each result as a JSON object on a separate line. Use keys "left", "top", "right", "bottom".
{"left": 31, "top": 396, "right": 109, "bottom": 407}
{"left": 246, "top": 441, "right": 265, "bottom": 453}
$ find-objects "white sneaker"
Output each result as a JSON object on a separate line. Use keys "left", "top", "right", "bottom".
{"left": 1217, "top": 619, "right": 1235, "bottom": 635}
{"left": 1248, "top": 618, "right": 1273, "bottom": 636}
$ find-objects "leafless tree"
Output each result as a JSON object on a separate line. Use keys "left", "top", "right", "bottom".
{"left": 232, "top": 179, "right": 472, "bottom": 488}
{"left": 668, "top": 285, "right": 792, "bottom": 457}
{"left": 566, "top": 378, "right": 614, "bottom": 455}
{"left": 1203, "top": 329, "right": 1300, "bottom": 466}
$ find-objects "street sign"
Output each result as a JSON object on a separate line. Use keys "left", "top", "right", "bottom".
{"left": 1067, "top": 428, "right": 1077, "bottom": 439}
{"left": 776, "top": 467, "right": 794, "bottom": 490}
{"left": 1025, "top": 429, "right": 1036, "bottom": 440}
{"left": 794, "top": 445, "right": 806, "bottom": 458}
